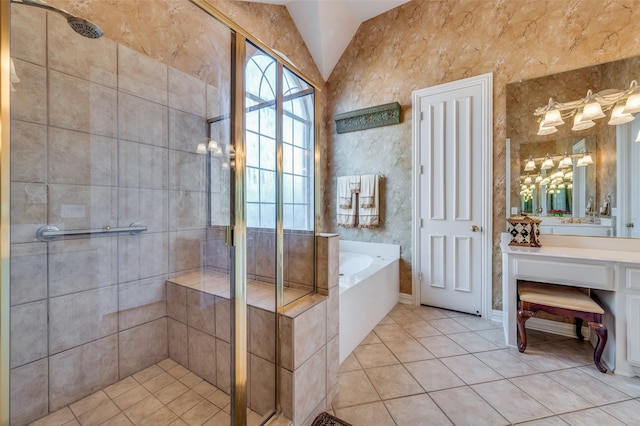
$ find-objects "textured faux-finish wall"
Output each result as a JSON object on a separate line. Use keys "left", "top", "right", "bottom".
{"left": 46, "top": 0, "right": 323, "bottom": 87}
{"left": 324, "top": 0, "right": 640, "bottom": 305}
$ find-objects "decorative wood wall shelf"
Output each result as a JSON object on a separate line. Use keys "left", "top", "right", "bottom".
{"left": 333, "top": 102, "right": 401, "bottom": 134}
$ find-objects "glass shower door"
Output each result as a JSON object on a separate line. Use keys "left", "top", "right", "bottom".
{"left": 244, "top": 41, "right": 280, "bottom": 422}
{"left": 5, "top": 1, "right": 236, "bottom": 424}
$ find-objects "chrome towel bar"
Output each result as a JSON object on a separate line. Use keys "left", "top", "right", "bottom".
{"left": 36, "top": 223, "right": 147, "bottom": 241}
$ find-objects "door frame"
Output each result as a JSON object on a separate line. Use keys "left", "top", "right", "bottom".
{"left": 411, "top": 73, "right": 493, "bottom": 318}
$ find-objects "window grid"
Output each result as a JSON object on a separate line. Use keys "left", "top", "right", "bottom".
{"left": 245, "top": 51, "right": 314, "bottom": 230}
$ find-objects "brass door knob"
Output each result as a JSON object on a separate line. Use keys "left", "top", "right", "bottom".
{"left": 471, "top": 225, "right": 481, "bottom": 232}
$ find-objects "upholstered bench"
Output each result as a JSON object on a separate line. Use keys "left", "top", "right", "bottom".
{"left": 517, "top": 281, "right": 608, "bottom": 373}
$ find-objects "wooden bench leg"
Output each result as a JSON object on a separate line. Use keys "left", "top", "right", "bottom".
{"left": 589, "top": 322, "right": 608, "bottom": 373}
{"left": 517, "top": 308, "right": 534, "bottom": 353}
{"left": 575, "top": 318, "right": 584, "bottom": 341}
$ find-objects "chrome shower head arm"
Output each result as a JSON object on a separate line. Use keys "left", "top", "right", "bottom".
{"left": 10, "top": 0, "right": 103, "bottom": 38}
{"left": 10, "top": 0, "right": 75, "bottom": 20}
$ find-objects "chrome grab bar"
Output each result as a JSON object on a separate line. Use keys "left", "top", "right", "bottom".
{"left": 36, "top": 223, "right": 147, "bottom": 241}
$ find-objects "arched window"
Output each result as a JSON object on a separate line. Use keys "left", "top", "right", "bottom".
{"left": 245, "top": 49, "right": 315, "bottom": 230}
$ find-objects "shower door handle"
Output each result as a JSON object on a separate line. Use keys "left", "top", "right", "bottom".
{"left": 225, "top": 225, "right": 234, "bottom": 246}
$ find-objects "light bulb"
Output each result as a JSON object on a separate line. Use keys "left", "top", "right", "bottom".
{"left": 559, "top": 154, "right": 572, "bottom": 168}
{"left": 541, "top": 154, "right": 554, "bottom": 170}
{"left": 608, "top": 104, "right": 635, "bottom": 125}
{"left": 623, "top": 88, "right": 640, "bottom": 114}
{"left": 581, "top": 101, "right": 606, "bottom": 121}
{"left": 572, "top": 111, "right": 595, "bottom": 131}
{"left": 541, "top": 109, "right": 564, "bottom": 127}
{"left": 524, "top": 156, "right": 537, "bottom": 171}
{"left": 537, "top": 120, "right": 557, "bottom": 136}
{"left": 581, "top": 90, "right": 606, "bottom": 121}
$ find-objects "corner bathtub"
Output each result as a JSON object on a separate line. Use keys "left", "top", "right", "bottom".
{"left": 339, "top": 240, "right": 400, "bottom": 363}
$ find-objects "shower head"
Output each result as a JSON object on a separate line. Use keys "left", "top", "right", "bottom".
{"left": 66, "top": 17, "right": 103, "bottom": 39}
{"left": 11, "top": 0, "right": 103, "bottom": 39}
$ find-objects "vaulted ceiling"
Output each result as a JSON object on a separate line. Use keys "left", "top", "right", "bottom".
{"left": 238, "top": 0, "right": 410, "bottom": 81}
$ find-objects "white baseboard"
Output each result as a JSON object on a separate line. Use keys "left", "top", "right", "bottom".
{"left": 398, "top": 293, "right": 413, "bottom": 305}
{"left": 489, "top": 310, "right": 589, "bottom": 338}
{"left": 526, "top": 317, "right": 590, "bottom": 339}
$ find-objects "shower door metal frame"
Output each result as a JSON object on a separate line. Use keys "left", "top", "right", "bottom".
{"left": 190, "top": 1, "right": 321, "bottom": 424}
{"left": 0, "top": 0, "right": 11, "bottom": 423}
{"left": 0, "top": 1, "right": 321, "bottom": 423}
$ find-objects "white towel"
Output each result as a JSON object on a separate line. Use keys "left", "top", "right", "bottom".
{"left": 337, "top": 176, "right": 356, "bottom": 227}
{"left": 358, "top": 174, "right": 379, "bottom": 228}
{"left": 349, "top": 176, "right": 361, "bottom": 194}
{"left": 338, "top": 176, "right": 352, "bottom": 209}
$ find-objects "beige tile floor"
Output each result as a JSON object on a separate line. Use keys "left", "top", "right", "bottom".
{"left": 29, "top": 358, "right": 275, "bottom": 426}
{"left": 28, "top": 302, "right": 640, "bottom": 426}
{"left": 329, "top": 303, "right": 640, "bottom": 426}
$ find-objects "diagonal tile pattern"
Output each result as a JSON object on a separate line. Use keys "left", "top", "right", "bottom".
{"left": 29, "top": 302, "right": 640, "bottom": 426}
{"left": 31, "top": 358, "right": 267, "bottom": 426}
{"left": 330, "top": 303, "right": 640, "bottom": 425}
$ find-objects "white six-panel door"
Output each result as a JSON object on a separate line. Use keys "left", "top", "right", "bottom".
{"left": 412, "top": 74, "right": 492, "bottom": 316}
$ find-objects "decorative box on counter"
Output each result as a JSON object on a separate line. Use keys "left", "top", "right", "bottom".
{"left": 507, "top": 215, "right": 542, "bottom": 247}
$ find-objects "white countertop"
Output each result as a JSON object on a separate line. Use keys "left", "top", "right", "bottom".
{"left": 500, "top": 233, "right": 640, "bottom": 265}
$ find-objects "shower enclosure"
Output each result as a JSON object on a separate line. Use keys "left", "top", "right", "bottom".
{"left": 0, "top": 0, "right": 319, "bottom": 424}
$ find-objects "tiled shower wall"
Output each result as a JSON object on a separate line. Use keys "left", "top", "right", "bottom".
{"left": 206, "top": 227, "right": 316, "bottom": 293}
{"left": 9, "top": 6, "right": 214, "bottom": 424}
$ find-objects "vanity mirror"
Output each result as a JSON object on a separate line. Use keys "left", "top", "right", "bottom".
{"left": 507, "top": 55, "right": 640, "bottom": 238}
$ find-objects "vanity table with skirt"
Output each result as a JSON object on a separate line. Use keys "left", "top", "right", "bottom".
{"left": 501, "top": 233, "right": 640, "bottom": 377}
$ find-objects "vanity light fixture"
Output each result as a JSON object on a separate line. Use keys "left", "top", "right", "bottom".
{"left": 208, "top": 139, "right": 224, "bottom": 157}
{"left": 559, "top": 153, "right": 573, "bottom": 168}
{"left": 580, "top": 90, "right": 606, "bottom": 121}
{"left": 539, "top": 98, "right": 565, "bottom": 127}
{"left": 535, "top": 175, "right": 543, "bottom": 183}
{"left": 524, "top": 175, "right": 533, "bottom": 185}
{"left": 524, "top": 156, "right": 537, "bottom": 171}
{"left": 534, "top": 79, "right": 640, "bottom": 133}
{"left": 540, "top": 177, "right": 551, "bottom": 185}
{"left": 523, "top": 152, "right": 593, "bottom": 174}
{"left": 541, "top": 154, "right": 555, "bottom": 170}
{"left": 196, "top": 142, "right": 207, "bottom": 155}
{"left": 572, "top": 111, "right": 595, "bottom": 131}
{"left": 608, "top": 103, "right": 635, "bottom": 125}
{"left": 622, "top": 80, "right": 640, "bottom": 114}
{"left": 558, "top": 183, "right": 566, "bottom": 189}
{"left": 567, "top": 183, "right": 573, "bottom": 189}
{"left": 537, "top": 120, "right": 558, "bottom": 136}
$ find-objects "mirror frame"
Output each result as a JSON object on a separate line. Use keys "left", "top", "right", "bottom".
{"left": 506, "top": 55, "right": 640, "bottom": 238}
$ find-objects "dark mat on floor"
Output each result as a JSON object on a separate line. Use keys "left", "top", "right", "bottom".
{"left": 310, "top": 412, "right": 352, "bottom": 426}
